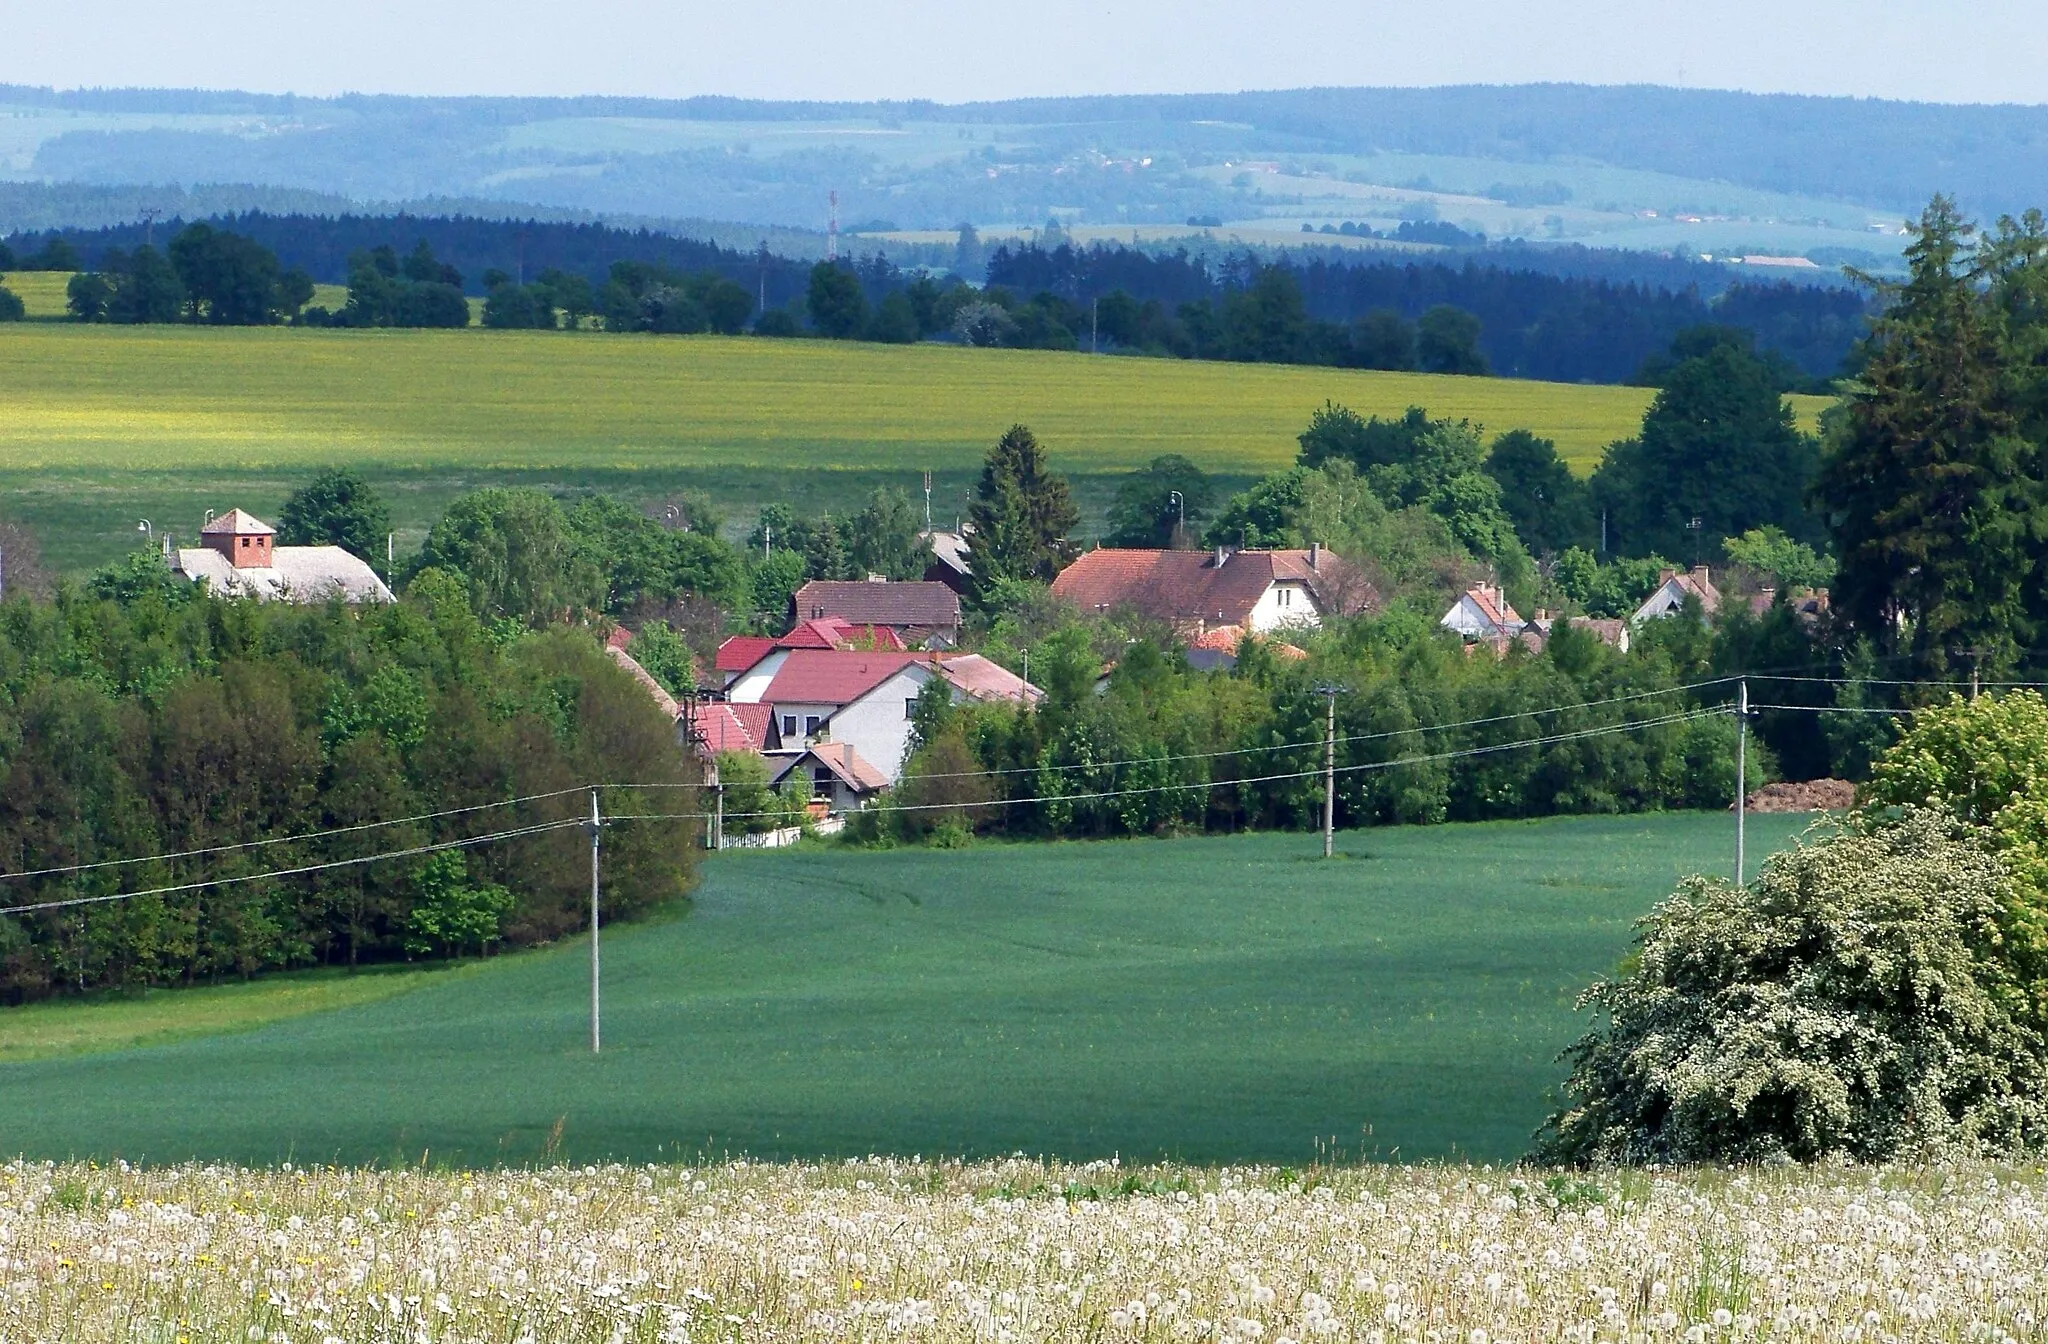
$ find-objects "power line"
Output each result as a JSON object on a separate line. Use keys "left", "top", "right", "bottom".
{"left": 615, "top": 709, "right": 1721, "bottom": 825}
{"left": 0, "top": 785, "right": 598, "bottom": 885}
{"left": 632, "top": 679, "right": 1742, "bottom": 787}
{"left": 0, "top": 818, "right": 586, "bottom": 918}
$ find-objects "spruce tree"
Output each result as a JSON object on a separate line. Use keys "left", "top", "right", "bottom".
{"left": 1814, "top": 196, "right": 2037, "bottom": 677}
{"left": 965, "top": 424, "right": 1079, "bottom": 601}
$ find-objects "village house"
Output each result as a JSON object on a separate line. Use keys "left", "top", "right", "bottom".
{"left": 1440, "top": 584, "right": 1630, "bottom": 654}
{"left": 172, "top": 509, "right": 393, "bottom": 603}
{"left": 713, "top": 616, "right": 905, "bottom": 693}
{"left": 734, "top": 648, "right": 1040, "bottom": 796}
{"left": 1050, "top": 544, "right": 1369, "bottom": 636}
{"left": 1438, "top": 582, "right": 1522, "bottom": 640}
{"left": 1633, "top": 566, "right": 1722, "bottom": 623}
{"left": 790, "top": 578, "right": 962, "bottom": 648}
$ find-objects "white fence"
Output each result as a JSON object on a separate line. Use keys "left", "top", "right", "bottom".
{"left": 716, "top": 816, "right": 844, "bottom": 850}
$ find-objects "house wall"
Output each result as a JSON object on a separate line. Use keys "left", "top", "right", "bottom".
{"left": 727, "top": 650, "right": 791, "bottom": 703}
{"left": 768, "top": 700, "right": 839, "bottom": 746}
{"left": 824, "top": 666, "right": 932, "bottom": 783}
{"left": 1246, "top": 580, "right": 1321, "bottom": 634}
{"left": 1439, "top": 595, "right": 1494, "bottom": 638}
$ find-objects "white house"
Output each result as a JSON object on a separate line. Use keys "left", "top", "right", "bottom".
{"left": 1050, "top": 544, "right": 1373, "bottom": 637}
{"left": 1439, "top": 583, "right": 1522, "bottom": 640}
{"left": 734, "top": 649, "right": 1041, "bottom": 805}
{"left": 1632, "top": 566, "right": 1722, "bottom": 624}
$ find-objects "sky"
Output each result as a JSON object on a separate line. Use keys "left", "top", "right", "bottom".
{"left": 3, "top": 0, "right": 2043, "bottom": 107}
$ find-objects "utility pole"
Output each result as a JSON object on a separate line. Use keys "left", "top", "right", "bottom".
{"left": 1315, "top": 684, "right": 1345, "bottom": 858}
{"left": 587, "top": 790, "right": 603, "bottom": 1054}
{"left": 386, "top": 533, "right": 395, "bottom": 590}
{"left": 1735, "top": 680, "right": 1748, "bottom": 887}
{"left": 714, "top": 783, "right": 725, "bottom": 851}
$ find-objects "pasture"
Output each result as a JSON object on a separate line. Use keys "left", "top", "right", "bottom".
{"left": 0, "top": 322, "right": 1829, "bottom": 571}
{"left": 0, "top": 812, "right": 1806, "bottom": 1167}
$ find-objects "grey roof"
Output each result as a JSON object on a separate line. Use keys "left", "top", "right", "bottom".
{"left": 174, "top": 546, "right": 394, "bottom": 604}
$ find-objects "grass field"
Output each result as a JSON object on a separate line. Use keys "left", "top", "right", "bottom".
{"left": 0, "top": 963, "right": 450, "bottom": 1064}
{"left": 0, "top": 813, "right": 1805, "bottom": 1167}
{"left": 0, "top": 269, "right": 71, "bottom": 318}
{"left": 0, "top": 322, "right": 1831, "bottom": 572}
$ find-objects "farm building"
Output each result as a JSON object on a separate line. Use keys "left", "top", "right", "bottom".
{"left": 790, "top": 578, "right": 962, "bottom": 648}
{"left": 1051, "top": 545, "right": 1369, "bottom": 636}
{"left": 171, "top": 509, "right": 393, "bottom": 603}
{"left": 921, "top": 528, "right": 972, "bottom": 593}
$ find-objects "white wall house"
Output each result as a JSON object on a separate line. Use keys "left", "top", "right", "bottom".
{"left": 1439, "top": 583, "right": 1522, "bottom": 639}
{"left": 1244, "top": 578, "right": 1320, "bottom": 633}
{"left": 726, "top": 650, "right": 791, "bottom": 703}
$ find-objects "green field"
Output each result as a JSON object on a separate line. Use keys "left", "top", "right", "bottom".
{"left": 0, "top": 322, "right": 1830, "bottom": 572}
{"left": 1, "top": 269, "right": 72, "bottom": 318}
{"left": 0, "top": 813, "right": 1806, "bottom": 1166}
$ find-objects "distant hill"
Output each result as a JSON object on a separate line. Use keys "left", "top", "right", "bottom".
{"left": 0, "top": 83, "right": 2038, "bottom": 256}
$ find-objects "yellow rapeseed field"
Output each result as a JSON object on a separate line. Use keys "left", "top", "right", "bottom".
{"left": 3, "top": 1157, "right": 2042, "bottom": 1343}
{"left": 0, "top": 324, "right": 1828, "bottom": 478}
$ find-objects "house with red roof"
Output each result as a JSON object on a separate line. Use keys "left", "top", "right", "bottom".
{"left": 791, "top": 578, "right": 962, "bottom": 648}
{"left": 1440, "top": 582, "right": 1523, "bottom": 640}
{"left": 1050, "top": 544, "right": 1369, "bottom": 636}
{"left": 726, "top": 648, "right": 1040, "bottom": 805}
{"left": 714, "top": 616, "right": 905, "bottom": 693}
{"left": 1633, "top": 566, "right": 1723, "bottom": 624}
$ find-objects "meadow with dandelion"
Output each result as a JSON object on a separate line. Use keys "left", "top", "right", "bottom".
{"left": 5, "top": 1155, "right": 2046, "bottom": 1344}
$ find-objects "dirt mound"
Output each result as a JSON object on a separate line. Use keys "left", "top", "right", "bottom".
{"left": 1741, "top": 779, "right": 1858, "bottom": 813}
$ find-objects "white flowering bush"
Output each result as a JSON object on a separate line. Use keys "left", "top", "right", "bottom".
{"left": 1539, "top": 811, "right": 2048, "bottom": 1165}
{"left": 3, "top": 1155, "right": 2046, "bottom": 1343}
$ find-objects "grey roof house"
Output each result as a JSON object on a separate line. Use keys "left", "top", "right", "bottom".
{"left": 173, "top": 509, "right": 394, "bottom": 604}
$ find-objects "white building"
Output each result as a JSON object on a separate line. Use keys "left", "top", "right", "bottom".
{"left": 173, "top": 509, "right": 393, "bottom": 604}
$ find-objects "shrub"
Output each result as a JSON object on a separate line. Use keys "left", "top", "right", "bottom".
{"left": 1535, "top": 810, "right": 2048, "bottom": 1164}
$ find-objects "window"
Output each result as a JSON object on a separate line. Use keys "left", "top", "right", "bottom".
{"left": 804, "top": 715, "right": 822, "bottom": 737}
{"left": 811, "top": 768, "right": 833, "bottom": 799}
{"left": 906, "top": 698, "right": 919, "bottom": 720}
{"left": 781, "top": 714, "right": 797, "bottom": 738}
{"left": 1277, "top": 586, "right": 1292, "bottom": 607}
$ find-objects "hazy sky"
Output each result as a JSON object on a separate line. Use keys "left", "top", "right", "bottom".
{"left": 5, "top": 0, "right": 2042, "bottom": 106}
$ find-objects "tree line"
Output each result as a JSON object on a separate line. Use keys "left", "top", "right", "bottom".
{"left": 0, "top": 567, "right": 699, "bottom": 1005}
{"left": 986, "top": 242, "right": 1868, "bottom": 384}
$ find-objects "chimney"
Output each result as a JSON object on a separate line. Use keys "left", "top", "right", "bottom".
{"left": 1308, "top": 542, "right": 1321, "bottom": 570}
{"left": 1691, "top": 565, "right": 1712, "bottom": 587}
{"left": 1214, "top": 545, "right": 1228, "bottom": 568}
{"left": 1658, "top": 568, "right": 1677, "bottom": 585}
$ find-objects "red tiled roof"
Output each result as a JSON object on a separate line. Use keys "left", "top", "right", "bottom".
{"left": 715, "top": 635, "right": 778, "bottom": 673}
{"left": 690, "top": 701, "right": 776, "bottom": 754}
{"left": 1050, "top": 548, "right": 1368, "bottom": 627}
{"left": 761, "top": 649, "right": 929, "bottom": 705}
{"left": 932, "top": 653, "right": 1042, "bottom": 703}
{"left": 793, "top": 580, "right": 961, "bottom": 629}
{"left": 806, "top": 740, "right": 892, "bottom": 793}
{"left": 1190, "top": 624, "right": 1308, "bottom": 661}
